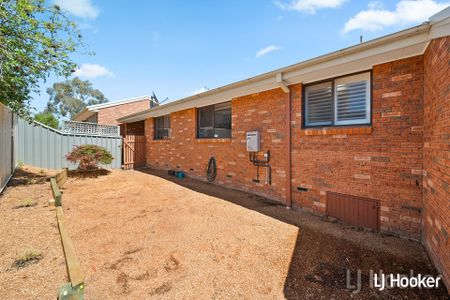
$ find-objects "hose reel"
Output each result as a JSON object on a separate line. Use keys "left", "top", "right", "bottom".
{"left": 206, "top": 157, "right": 217, "bottom": 182}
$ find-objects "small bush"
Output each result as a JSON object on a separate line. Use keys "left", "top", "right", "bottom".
{"left": 17, "top": 198, "right": 36, "bottom": 208}
{"left": 13, "top": 249, "right": 43, "bottom": 268}
{"left": 66, "top": 145, "right": 113, "bottom": 170}
{"left": 17, "top": 161, "right": 24, "bottom": 169}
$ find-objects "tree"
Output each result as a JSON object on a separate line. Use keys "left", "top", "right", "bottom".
{"left": 0, "top": 0, "right": 82, "bottom": 118}
{"left": 34, "top": 111, "right": 59, "bottom": 129}
{"left": 46, "top": 77, "right": 108, "bottom": 119}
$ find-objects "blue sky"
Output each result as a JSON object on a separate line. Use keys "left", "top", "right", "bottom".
{"left": 32, "top": 0, "right": 449, "bottom": 113}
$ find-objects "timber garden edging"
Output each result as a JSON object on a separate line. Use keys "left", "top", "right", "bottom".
{"left": 50, "top": 169, "right": 85, "bottom": 300}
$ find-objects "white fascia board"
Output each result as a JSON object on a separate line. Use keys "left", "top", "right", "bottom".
{"left": 285, "top": 33, "right": 430, "bottom": 84}
{"left": 429, "top": 15, "right": 450, "bottom": 39}
{"left": 127, "top": 77, "right": 278, "bottom": 120}
{"left": 119, "top": 18, "right": 448, "bottom": 123}
{"left": 195, "top": 76, "right": 277, "bottom": 108}
{"left": 124, "top": 37, "right": 429, "bottom": 121}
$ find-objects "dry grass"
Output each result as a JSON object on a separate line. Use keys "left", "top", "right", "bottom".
{"left": 13, "top": 250, "right": 43, "bottom": 269}
{"left": 14, "top": 198, "right": 37, "bottom": 209}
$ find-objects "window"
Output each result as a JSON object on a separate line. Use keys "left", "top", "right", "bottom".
{"left": 304, "top": 72, "right": 371, "bottom": 127}
{"left": 197, "top": 102, "right": 231, "bottom": 138}
{"left": 154, "top": 115, "right": 170, "bottom": 140}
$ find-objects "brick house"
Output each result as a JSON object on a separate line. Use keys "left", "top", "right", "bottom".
{"left": 119, "top": 9, "right": 450, "bottom": 289}
{"left": 73, "top": 95, "right": 157, "bottom": 135}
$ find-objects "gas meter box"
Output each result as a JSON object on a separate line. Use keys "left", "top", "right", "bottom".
{"left": 246, "top": 131, "right": 260, "bottom": 152}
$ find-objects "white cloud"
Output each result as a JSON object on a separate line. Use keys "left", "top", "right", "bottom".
{"left": 342, "top": 0, "right": 449, "bottom": 33}
{"left": 191, "top": 87, "right": 209, "bottom": 95}
{"left": 368, "top": 0, "right": 384, "bottom": 10}
{"left": 73, "top": 64, "right": 114, "bottom": 79}
{"left": 275, "top": 0, "right": 347, "bottom": 14}
{"left": 54, "top": 0, "right": 99, "bottom": 19}
{"left": 256, "top": 45, "right": 281, "bottom": 58}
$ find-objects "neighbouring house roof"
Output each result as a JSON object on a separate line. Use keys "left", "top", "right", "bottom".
{"left": 73, "top": 95, "right": 157, "bottom": 122}
{"left": 118, "top": 7, "right": 450, "bottom": 123}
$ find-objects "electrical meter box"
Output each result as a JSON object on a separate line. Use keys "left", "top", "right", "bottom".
{"left": 246, "top": 131, "right": 260, "bottom": 152}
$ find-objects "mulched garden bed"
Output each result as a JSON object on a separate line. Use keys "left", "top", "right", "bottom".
{"left": 68, "top": 168, "right": 110, "bottom": 178}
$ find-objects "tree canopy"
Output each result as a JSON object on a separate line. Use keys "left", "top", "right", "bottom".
{"left": 34, "top": 110, "right": 59, "bottom": 129}
{"left": 46, "top": 77, "right": 108, "bottom": 119}
{"left": 0, "top": 0, "right": 83, "bottom": 117}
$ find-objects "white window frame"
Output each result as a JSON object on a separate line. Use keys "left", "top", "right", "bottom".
{"left": 304, "top": 82, "right": 333, "bottom": 127}
{"left": 334, "top": 72, "right": 371, "bottom": 126}
{"left": 304, "top": 71, "right": 371, "bottom": 128}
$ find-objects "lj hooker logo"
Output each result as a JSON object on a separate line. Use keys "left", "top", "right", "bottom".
{"left": 346, "top": 269, "right": 443, "bottom": 294}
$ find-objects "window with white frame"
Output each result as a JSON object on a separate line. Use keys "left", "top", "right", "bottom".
{"left": 304, "top": 72, "right": 371, "bottom": 127}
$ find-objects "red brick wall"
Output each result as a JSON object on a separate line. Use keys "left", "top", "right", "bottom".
{"left": 144, "top": 55, "right": 425, "bottom": 239}
{"left": 423, "top": 36, "right": 449, "bottom": 290}
{"left": 145, "top": 90, "right": 290, "bottom": 201}
{"left": 290, "top": 55, "right": 425, "bottom": 239}
{"left": 97, "top": 99, "right": 150, "bottom": 125}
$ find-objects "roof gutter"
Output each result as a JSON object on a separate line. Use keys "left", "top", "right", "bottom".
{"left": 119, "top": 21, "right": 434, "bottom": 123}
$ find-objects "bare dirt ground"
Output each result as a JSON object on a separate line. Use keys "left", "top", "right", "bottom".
{"left": 0, "top": 167, "right": 66, "bottom": 299}
{"left": 60, "top": 168, "right": 448, "bottom": 299}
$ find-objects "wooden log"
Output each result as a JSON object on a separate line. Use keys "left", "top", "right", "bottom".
{"left": 50, "top": 178, "right": 62, "bottom": 207}
{"left": 55, "top": 168, "right": 68, "bottom": 187}
{"left": 56, "top": 207, "right": 84, "bottom": 287}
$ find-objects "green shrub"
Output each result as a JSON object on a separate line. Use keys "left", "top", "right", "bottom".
{"left": 66, "top": 145, "right": 113, "bottom": 170}
{"left": 34, "top": 111, "right": 59, "bottom": 129}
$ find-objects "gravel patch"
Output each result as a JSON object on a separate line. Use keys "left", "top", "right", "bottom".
{"left": 61, "top": 168, "right": 448, "bottom": 299}
{"left": 0, "top": 167, "right": 67, "bottom": 300}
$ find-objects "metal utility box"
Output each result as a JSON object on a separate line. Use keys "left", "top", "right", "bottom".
{"left": 246, "top": 131, "right": 260, "bottom": 152}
